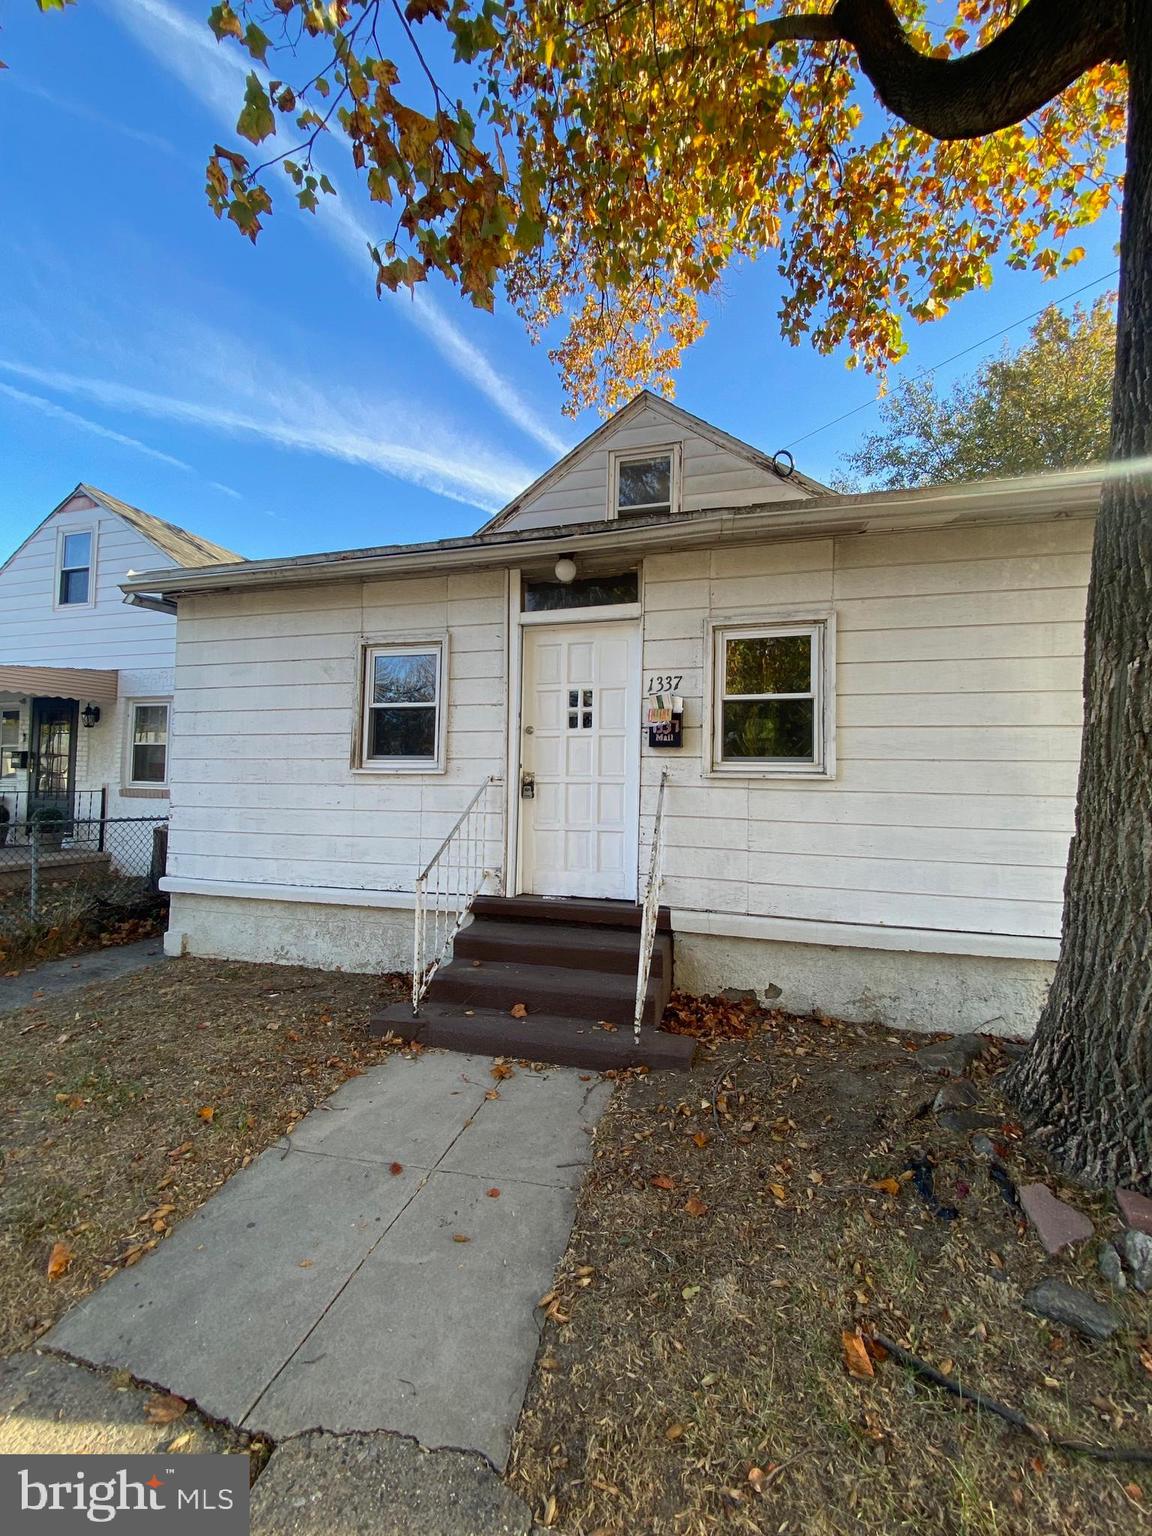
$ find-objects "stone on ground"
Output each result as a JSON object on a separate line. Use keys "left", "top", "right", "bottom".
{"left": 937, "top": 1108, "right": 1001, "bottom": 1135}
{"left": 1022, "top": 1279, "right": 1122, "bottom": 1342}
{"left": 1098, "top": 1242, "right": 1127, "bottom": 1291}
{"left": 0, "top": 1352, "right": 244, "bottom": 1456}
{"left": 932, "top": 1080, "right": 980, "bottom": 1112}
{"left": 913, "top": 1035, "right": 987, "bottom": 1078}
{"left": 1120, "top": 1228, "right": 1152, "bottom": 1293}
{"left": 1117, "top": 1188, "right": 1152, "bottom": 1236}
{"left": 249, "top": 1432, "right": 533, "bottom": 1536}
{"left": 1018, "top": 1182, "right": 1095, "bottom": 1255}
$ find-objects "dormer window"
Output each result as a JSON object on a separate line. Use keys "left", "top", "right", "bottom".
{"left": 57, "top": 529, "right": 94, "bottom": 606}
{"left": 611, "top": 447, "right": 678, "bottom": 518}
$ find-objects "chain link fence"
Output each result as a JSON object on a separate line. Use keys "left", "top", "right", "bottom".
{"left": 0, "top": 811, "right": 168, "bottom": 957}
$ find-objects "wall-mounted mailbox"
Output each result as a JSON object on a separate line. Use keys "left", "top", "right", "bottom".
{"left": 646, "top": 693, "right": 684, "bottom": 750}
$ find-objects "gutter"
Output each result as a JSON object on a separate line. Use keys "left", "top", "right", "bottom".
{"left": 119, "top": 469, "right": 1104, "bottom": 600}
{"left": 124, "top": 592, "right": 178, "bottom": 617}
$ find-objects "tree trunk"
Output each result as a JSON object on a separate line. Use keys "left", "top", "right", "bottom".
{"left": 1008, "top": 0, "right": 1152, "bottom": 1190}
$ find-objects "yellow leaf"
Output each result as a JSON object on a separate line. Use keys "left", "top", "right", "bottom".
{"left": 46, "top": 1241, "right": 73, "bottom": 1279}
{"left": 842, "top": 1328, "right": 875, "bottom": 1380}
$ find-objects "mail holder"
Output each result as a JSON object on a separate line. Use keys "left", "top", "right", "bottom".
{"left": 646, "top": 693, "right": 684, "bottom": 750}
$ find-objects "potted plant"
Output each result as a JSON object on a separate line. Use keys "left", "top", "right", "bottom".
{"left": 30, "top": 803, "right": 67, "bottom": 850}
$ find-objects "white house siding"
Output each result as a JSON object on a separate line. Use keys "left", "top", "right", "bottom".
{"left": 639, "top": 515, "right": 1091, "bottom": 1024}
{"left": 499, "top": 404, "right": 811, "bottom": 531}
{"left": 0, "top": 494, "right": 177, "bottom": 832}
{"left": 164, "top": 569, "right": 508, "bottom": 961}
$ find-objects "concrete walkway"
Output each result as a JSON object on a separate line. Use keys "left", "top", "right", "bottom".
{"left": 46, "top": 1050, "right": 611, "bottom": 1470}
{"left": 0, "top": 937, "right": 166, "bottom": 1014}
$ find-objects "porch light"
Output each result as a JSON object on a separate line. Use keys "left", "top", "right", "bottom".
{"left": 554, "top": 555, "right": 578, "bottom": 585}
{"left": 81, "top": 703, "right": 101, "bottom": 729}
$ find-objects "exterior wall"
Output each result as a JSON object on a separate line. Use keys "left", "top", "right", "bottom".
{"left": 500, "top": 403, "right": 811, "bottom": 531}
{"left": 673, "top": 931, "right": 1054, "bottom": 1035}
{"left": 167, "top": 569, "right": 508, "bottom": 895}
{"left": 641, "top": 515, "right": 1090, "bottom": 945}
{"left": 165, "top": 891, "right": 411, "bottom": 973}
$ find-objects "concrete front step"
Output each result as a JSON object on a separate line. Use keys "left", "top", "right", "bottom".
{"left": 370, "top": 1001, "right": 696, "bottom": 1072}
{"left": 429, "top": 958, "right": 669, "bottom": 1027}
{"left": 455, "top": 917, "right": 671, "bottom": 978}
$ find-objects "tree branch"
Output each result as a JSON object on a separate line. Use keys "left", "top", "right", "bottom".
{"left": 751, "top": 0, "right": 1125, "bottom": 141}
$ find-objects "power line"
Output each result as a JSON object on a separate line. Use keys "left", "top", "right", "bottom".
{"left": 782, "top": 267, "right": 1120, "bottom": 453}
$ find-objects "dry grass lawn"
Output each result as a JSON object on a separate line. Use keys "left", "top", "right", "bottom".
{"left": 0, "top": 956, "right": 404, "bottom": 1354}
{"left": 509, "top": 1002, "right": 1152, "bottom": 1536}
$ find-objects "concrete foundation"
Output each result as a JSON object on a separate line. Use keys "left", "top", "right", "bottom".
{"left": 164, "top": 892, "right": 411, "bottom": 973}
{"left": 674, "top": 930, "right": 1052, "bottom": 1036}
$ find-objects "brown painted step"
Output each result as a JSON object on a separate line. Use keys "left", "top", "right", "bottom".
{"left": 471, "top": 894, "right": 672, "bottom": 932}
{"left": 428, "top": 958, "right": 669, "bottom": 1027}
{"left": 455, "top": 918, "right": 671, "bottom": 978}
{"left": 369, "top": 1001, "right": 696, "bottom": 1072}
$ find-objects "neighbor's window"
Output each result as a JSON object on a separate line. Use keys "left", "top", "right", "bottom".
{"left": 127, "top": 701, "right": 170, "bottom": 787}
{"left": 57, "top": 529, "right": 94, "bottom": 606}
{"left": 712, "top": 622, "right": 829, "bottom": 773}
{"left": 1, "top": 709, "right": 19, "bottom": 777}
{"left": 613, "top": 450, "right": 675, "bottom": 517}
{"left": 362, "top": 643, "right": 444, "bottom": 768}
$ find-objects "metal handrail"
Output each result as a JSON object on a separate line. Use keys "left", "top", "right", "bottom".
{"left": 633, "top": 768, "right": 670, "bottom": 1040}
{"left": 412, "top": 776, "right": 502, "bottom": 1015}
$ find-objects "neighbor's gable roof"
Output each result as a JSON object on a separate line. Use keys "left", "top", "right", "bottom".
{"left": 77, "top": 484, "right": 245, "bottom": 567}
{"left": 477, "top": 389, "right": 831, "bottom": 533}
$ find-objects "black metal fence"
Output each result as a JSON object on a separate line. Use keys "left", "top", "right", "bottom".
{"left": 0, "top": 812, "right": 169, "bottom": 948}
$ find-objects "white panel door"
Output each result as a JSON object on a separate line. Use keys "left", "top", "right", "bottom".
{"left": 520, "top": 622, "right": 641, "bottom": 899}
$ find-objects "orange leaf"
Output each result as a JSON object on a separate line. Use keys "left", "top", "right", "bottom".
{"left": 664, "top": 1423, "right": 685, "bottom": 1440}
{"left": 842, "top": 1328, "right": 875, "bottom": 1379}
{"left": 490, "top": 1062, "right": 514, "bottom": 1080}
{"left": 683, "top": 1194, "right": 708, "bottom": 1218}
{"left": 46, "top": 1241, "right": 73, "bottom": 1279}
{"left": 452, "top": 1233, "right": 471, "bottom": 1243}
{"left": 197, "top": 1106, "right": 215, "bottom": 1122}
{"left": 510, "top": 1002, "right": 528, "bottom": 1019}
{"left": 389, "top": 1162, "right": 404, "bottom": 1175}
{"left": 692, "top": 1131, "right": 710, "bottom": 1148}
{"left": 144, "top": 1393, "right": 187, "bottom": 1425}
{"left": 650, "top": 1174, "right": 675, "bottom": 1191}
{"left": 869, "top": 1177, "right": 901, "bottom": 1196}
{"left": 486, "top": 1187, "right": 501, "bottom": 1198}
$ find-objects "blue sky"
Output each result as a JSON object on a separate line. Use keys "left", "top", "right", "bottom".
{"left": 0, "top": 0, "right": 1121, "bottom": 565}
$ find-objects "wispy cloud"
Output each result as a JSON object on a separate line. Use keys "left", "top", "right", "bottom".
{"left": 5, "top": 77, "right": 182, "bottom": 159}
{"left": 0, "top": 357, "right": 534, "bottom": 510}
{"left": 0, "top": 379, "right": 194, "bottom": 470}
{"left": 107, "top": 0, "right": 569, "bottom": 456}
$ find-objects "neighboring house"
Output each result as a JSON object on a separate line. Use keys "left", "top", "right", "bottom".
{"left": 124, "top": 392, "right": 1096, "bottom": 1039}
{"left": 0, "top": 484, "right": 243, "bottom": 835}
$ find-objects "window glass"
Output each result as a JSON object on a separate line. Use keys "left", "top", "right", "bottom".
{"left": 364, "top": 647, "right": 441, "bottom": 763}
{"left": 1, "top": 709, "right": 19, "bottom": 777}
{"left": 616, "top": 455, "right": 671, "bottom": 514}
{"left": 58, "top": 530, "right": 93, "bottom": 605}
{"left": 131, "top": 703, "right": 169, "bottom": 784}
{"left": 716, "top": 626, "right": 822, "bottom": 767}
{"left": 522, "top": 571, "right": 639, "bottom": 611}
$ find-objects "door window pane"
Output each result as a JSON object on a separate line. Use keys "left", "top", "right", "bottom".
{"left": 617, "top": 455, "right": 671, "bottom": 514}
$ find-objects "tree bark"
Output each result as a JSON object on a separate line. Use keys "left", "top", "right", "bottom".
{"left": 1007, "top": 0, "right": 1152, "bottom": 1190}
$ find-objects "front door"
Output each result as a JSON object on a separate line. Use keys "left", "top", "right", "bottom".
{"left": 29, "top": 697, "right": 78, "bottom": 819}
{"left": 520, "top": 622, "right": 640, "bottom": 900}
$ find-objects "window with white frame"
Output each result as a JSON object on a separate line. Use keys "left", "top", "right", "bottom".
{"left": 361, "top": 642, "right": 445, "bottom": 769}
{"left": 57, "top": 529, "right": 94, "bottom": 606}
{"left": 611, "top": 448, "right": 677, "bottom": 518}
{"left": 711, "top": 620, "right": 832, "bottom": 773}
{"left": 126, "top": 701, "right": 170, "bottom": 787}
{"left": 1, "top": 709, "right": 20, "bottom": 777}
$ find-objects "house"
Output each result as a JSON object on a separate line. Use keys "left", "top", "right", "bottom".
{"left": 0, "top": 484, "right": 243, "bottom": 840}
{"left": 122, "top": 392, "right": 1097, "bottom": 1047}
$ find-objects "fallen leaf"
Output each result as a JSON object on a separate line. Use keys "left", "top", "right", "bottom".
{"left": 842, "top": 1328, "right": 875, "bottom": 1380}
{"left": 510, "top": 1002, "right": 528, "bottom": 1019}
{"left": 298, "top": 1259, "right": 314, "bottom": 1268}
{"left": 651, "top": 1174, "right": 676, "bottom": 1191}
{"left": 484, "top": 1088, "right": 501, "bottom": 1100}
{"left": 46, "top": 1241, "right": 73, "bottom": 1280}
{"left": 869, "top": 1177, "right": 901, "bottom": 1196}
{"left": 389, "top": 1162, "right": 404, "bottom": 1176}
{"left": 692, "top": 1131, "right": 711, "bottom": 1148}
{"left": 747, "top": 1466, "right": 769, "bottom": 1493}
{"left": 144, "top": 1393, "right": 187, "bottom": 1425}
{"left": 683, "top": 1194, "right": 708, "bottom": 1218}
{"left": 542, "top": 1493, "right": 558, "bottom": 1527}
{"left": 540, "top": 1354, "right": 560, "bottom": 1371}
{"left": 664, "top": 1423, "right": 685, "bottom": 1441}
{"left": 768, "top": 1183, "right": 788, "bottom": 1201}
{"left": 486, "top": 1187, "right": 501, "bottom": 1198}
{"left": 452, "top": 1233, "right": 471, "bottom": 1243}
{"left": 490, "top": 1062, "right": 514, "bottom": 1081}
{"left": 197, "top": 1106, "right": 215, "bottom": 1122}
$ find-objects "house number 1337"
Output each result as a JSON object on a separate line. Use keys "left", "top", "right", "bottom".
{"left": 646, "top": 675, "right": 683, "bottom": 694}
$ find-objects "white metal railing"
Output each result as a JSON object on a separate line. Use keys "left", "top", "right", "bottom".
{"left": 412, "top": 776, "right": 503, "bottom": 1014}
{"left": 633, "top": 768, "right": 670, "bottom": 1039}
